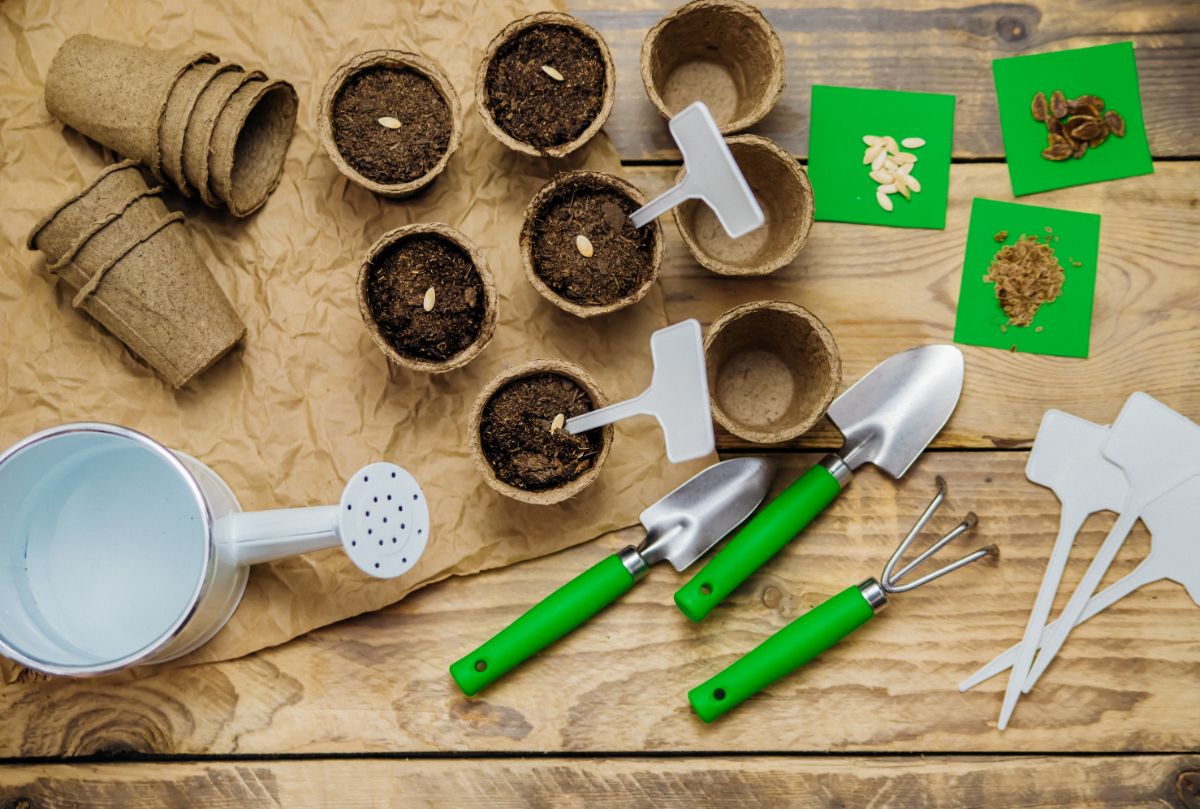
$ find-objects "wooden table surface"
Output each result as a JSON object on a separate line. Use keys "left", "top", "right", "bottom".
{"left": 4, "top": 1, "right": 1200, "bottom": 807}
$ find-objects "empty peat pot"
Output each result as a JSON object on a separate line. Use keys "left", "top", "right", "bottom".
{"left": 674, "top": 134, "right": 813, "bottom": 275}
{"left": 641, "top": 0, "right": 784, "bottom": 134}
{"left": 705, "top": 301, "right": 841, "bottom": 443}
{"left": 469, "top": 359, "right": 614, "bottom": 505}
{"left": 319, "top": 50, "right": 463, "bottom": 197}
{"left": 358, "top": 223, "right": 497, "bottom": 373}
{"left": 521, "top": 170, "right": 663, "bottom": 317}
{"left": 477, "top": 12, "right": 615, "bottom": 158}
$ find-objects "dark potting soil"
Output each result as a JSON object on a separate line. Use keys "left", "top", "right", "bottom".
{"left": 485, "top": 24, "right": 605, "bottom": 150}
{"left": 480, "top": 374, "right": 603, "bottom": 491}
{"left": 332, "top": 67, "right": 451, "bottom": 185}
{"left": 531, "top": 184, "right": 656, "bottom": 306}
{"left": 366, "top": 235, "right": 485, "bottom": 362}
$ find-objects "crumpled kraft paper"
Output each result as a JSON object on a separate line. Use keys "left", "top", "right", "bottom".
{"left": 0, "top": 0, "right": 714, "bottom": 681}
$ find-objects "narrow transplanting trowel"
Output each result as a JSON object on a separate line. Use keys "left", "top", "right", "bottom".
{"left": 675, "top": 344, "right": 965, "bottom": 622}
{"left": 450, "top": 457, "right": 774, "bottom": 696}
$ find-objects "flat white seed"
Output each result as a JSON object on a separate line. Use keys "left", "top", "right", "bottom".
{"left": 863, "top": 143, "right": 883, "bottom": 164}
{"left": 876, "top": 189, "right": 894, "bottom": 211}
{"left": 869, "top": 169, "right": 893, "bottom": 184}
{"left": 871, "top": 150, "right": 887, "bottom": 171}
{"left": 575, "top": 234, "right": 594, "bottom": 257}
{"left": 550, "top": 413, "right": 565, "bottom": 433}
{"left": 895, "top": 152, "right": 917, "bottom": 164}
{"left": 879, "top": 183, "right": 898, "bottom": 194}
{"left": 895, "top": 180, "right": 911, "bottom": 200}
{"left": 883, "top": 136, "right": 899, "bottom": 155}
{"left": 377, "top": 116, "right": 402, "bottom": 129}
{"left": 541, "top": 65, "right": 564, "bottom": 81}
{"left": 895, "top": 162, "right": 912, "bottom": 176}
{"left": 901, "top": 137, "right": 926, "bottom": 149}
{"left": 862, "top": 135, "right": 883, "bottom": 146}
{"left": 902, "top": 173, "right": 921, "bottom": 192}
{"left": 883, "top": 157, "right": 899, "bottom": 171}
{"left": 422, "top": 286, "right": 436, "bottom": 312}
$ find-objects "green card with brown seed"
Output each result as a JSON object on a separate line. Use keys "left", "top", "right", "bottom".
{"left": 993, "top": 42, "right": 1153, "bottom": 196}
{"left": 954, "top": 198, "right": 1100, "bottom": 359}
{"left": 807, "top": 85, "right": 955, "bottom": 229}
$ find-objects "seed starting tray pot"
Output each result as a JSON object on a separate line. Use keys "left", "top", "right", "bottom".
{"left": 953, "top": 198, "right": 1101, "bottom": 359}
{"left": 807, "top": 84, "right": 955, "bottom": 230}
{"left": 993, "top": 42, "right": 1153, "bottom": 197}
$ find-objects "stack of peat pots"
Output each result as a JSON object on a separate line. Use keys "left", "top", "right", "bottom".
{"left": 45, "top": 35, "right": 298, "bottom": 217}
{"left": 26, "top": 160, "right": 245, "bottom": 387}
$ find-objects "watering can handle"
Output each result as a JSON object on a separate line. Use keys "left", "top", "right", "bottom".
{"left": 675, "top": 460, "right": 845, "bottom": 621}
{"left": 449, "top": 551, "right": 638, "bottom": 696}
{"left": 221, "top": 506, "right": 341, "bottom": 566}
{"left": 689, "top": 583, "right": 877, "bottom": 722}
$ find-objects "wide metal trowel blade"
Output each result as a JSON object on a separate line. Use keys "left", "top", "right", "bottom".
{"left": 828, "top": 344, "right": 964, "bottom": 478}
{"left": 638, "top": 457, "right": 774, "bottom": 572}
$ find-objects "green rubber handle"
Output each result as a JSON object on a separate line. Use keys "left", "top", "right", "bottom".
{"left": 689, "top": 584, "right": 876, "bottom": 722}
{"left": 675, "top": 463, "right": 843, "bottom": 622}
{"left": 450, "top": 552, "right": 636, "bottom": 696}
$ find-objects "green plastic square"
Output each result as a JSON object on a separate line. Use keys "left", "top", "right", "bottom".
{"left": 993, "top": 42, "right": 1153, "bottom": 196}
{"left": 954, "top": 198, "right": 1101, "bottom": 358}
{"left": 807, "top": 85, "right": 955, "bottom": 229}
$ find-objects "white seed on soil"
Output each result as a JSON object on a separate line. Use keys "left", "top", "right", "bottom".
{"left": 869, "top": 169, "right": 893, "bottom": 184}
{"left": 377, "top": 116, "right": 402, "bottom": 129}
{"left": 863, "top": 143, "right": 883, "bottom": 164}
{"left": 901, "top": 137, "right": 926, "bottom": 148}
{"left": 876, "top": 189, "right": 894, "bottom": 211}
{"left": 422, "top": 287, "right": 436, "bottom": 312}
{"left": 575, "top": 234, "right": 594, "bottom": 257}
{"left": 863, "top": 135, "right": 883, "bottom": 146}
{"left": 550, "top": 413, "right": 565, "bottom": 433}
{"left": 541, "top": 65, "right": 564, "bottom": 81}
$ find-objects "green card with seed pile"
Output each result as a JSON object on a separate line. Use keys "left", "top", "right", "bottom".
{"left": 807, "top": 85, "right": 955, "bottom": 229}
{"left": 954, "top": 198, "right": 1100, "bottom": 358}
{"left": 993, "top": 42, "right": 1153, "bottom": 196}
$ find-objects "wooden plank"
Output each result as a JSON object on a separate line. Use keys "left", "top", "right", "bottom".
{"left": 1, "top": 755, "right": 1197, "bottom": 807}
{"left": 621, "top": 162, "right": 1200, "bottom": 451}
{"left": 3, "top": 452, "right": 1198, "bottom": 756}
{"left": 570, "top": 0, "right": 1200, "bottom": 160}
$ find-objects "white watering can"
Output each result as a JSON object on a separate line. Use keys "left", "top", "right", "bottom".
{"left": 0, "top": 423, "right": 429, "bottom": 676}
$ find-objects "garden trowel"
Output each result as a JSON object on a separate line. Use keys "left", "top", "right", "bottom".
{"left": 675, "top": 344, "right": 965, "bottom": 621}
{"left": 629, "top": 101, "right": 764, "bottom": 238}
{"left": 449, "top": 457, "right": 774, "bottom": 696}
{"left": 565, "top": 319, "right": 714, "bottom": 463}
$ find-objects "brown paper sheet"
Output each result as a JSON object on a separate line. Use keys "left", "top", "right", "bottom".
{"left": 0, "top": 0, "right": 713, "bottom": 680}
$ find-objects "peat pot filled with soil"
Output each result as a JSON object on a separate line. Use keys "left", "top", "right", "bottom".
{"left": 521, "top": 171, "right": 662, "bottom": 317}
{"left": 477, "top": 12, "right": 615, "bottom": 158}
{"left": 319, "top": 50, "right": 462, "bottom": 197}
{"left": 358, "top": 223, "right": 497, "bottom": 373}
{"left": 469, "top": 359, "right": 614, "bottom": 505}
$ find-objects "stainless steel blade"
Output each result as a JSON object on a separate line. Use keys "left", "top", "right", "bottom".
{"left": 637, "top": 457, "right": 774, "bottom": 572}
{"left": 827, "top": 344, "right": 964, "bottom": 478}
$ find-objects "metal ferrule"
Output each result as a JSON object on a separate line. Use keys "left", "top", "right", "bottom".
{"left": 819, "top": 454, "right": 853, "bottom": 488}
{"left": 857, "top": 578, "right": 889, "bottom": 613}
{"left": 617, "top": 546, "right": 650, "bottom": 581}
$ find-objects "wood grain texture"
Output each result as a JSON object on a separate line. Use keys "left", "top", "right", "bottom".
{"left": 625, "top": 162, "right": 1200, "bottom": 451}
{"left": 1, "top": 756, "right": 1197, "bottom": 808}
{"left": 3, "top": 453, "right": 1197, "bottom": 757}
{"left": 572, "top": 0, "right": 1200, "bottom": 160}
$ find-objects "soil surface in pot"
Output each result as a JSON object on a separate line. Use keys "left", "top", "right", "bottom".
{"left": 366, "top": 235, "right": 485, "bottom": 362}
{"left": 480, "top": 373, "right": 603, "bottom": 491}
{"left": 333, "top": 67, "right": 452, "bottom": 184}
{"left": 485, "top": 24, "right": 605, "bottom": 149}
{"left": 531, "top": 185, "right": 655, "bottom": 306}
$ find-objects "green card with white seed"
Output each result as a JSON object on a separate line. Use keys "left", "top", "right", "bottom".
{"left": 954, "top": 198, "right": 1101, "bottom": 358}
{"left": 993, "top": 42, "right": 1154, "bottom": 196}
{"left": 807, "top": 85, "right": 955, "bottom": 229}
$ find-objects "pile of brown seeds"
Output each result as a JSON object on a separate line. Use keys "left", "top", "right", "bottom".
{"left": 984, "top": 235, "right": 1065, "bottom": 327}
{"left": 1032, "top": 90, "right": 1126, "bottom": 161}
